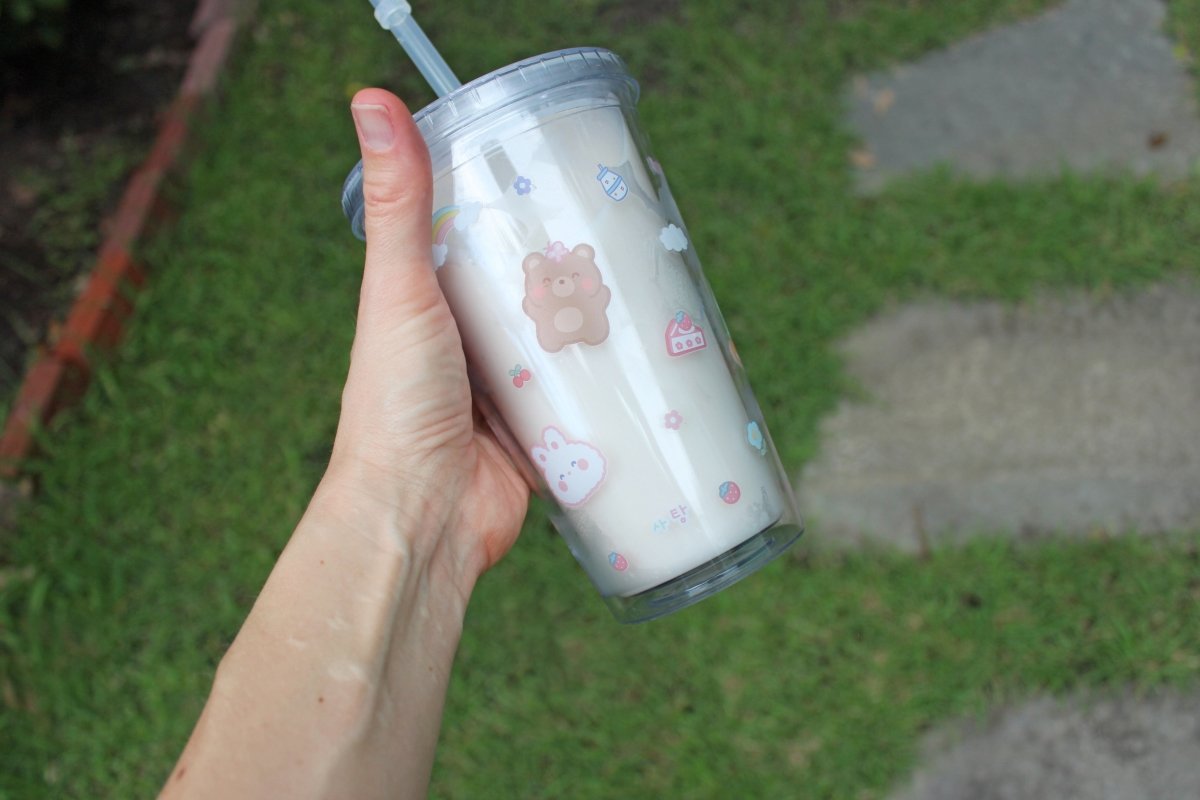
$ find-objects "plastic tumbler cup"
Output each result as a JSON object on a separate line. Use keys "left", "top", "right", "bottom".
{"left": 342, "top": 48, "right": 803, "bottom": 622}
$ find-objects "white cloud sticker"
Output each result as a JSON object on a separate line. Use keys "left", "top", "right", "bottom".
{"left": 659, "top": 223, "right": 689, "bottom": 252}
{"left": 455, "top": 202, "right": 481, "bottom": 230}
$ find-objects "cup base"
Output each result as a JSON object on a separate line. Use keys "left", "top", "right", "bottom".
{"left": 603, "top": 520, "right": 804, "bottom": 624}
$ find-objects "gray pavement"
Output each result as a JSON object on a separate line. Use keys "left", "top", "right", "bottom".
{"left": 888, "top": 692, "right": 1200, "bottom": 800}
{"left": 845, "top": 0, "right": 1200, "bottom": 192}
{"left": 795, "top": 280, "right": 1200, "bottom": 550}
{"left": 833, "top": 3, "right": 1200, "bottom": 796}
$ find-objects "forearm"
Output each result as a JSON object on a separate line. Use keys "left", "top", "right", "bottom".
{"left": 163, "top": 473, "right": 477, "bottom": 800}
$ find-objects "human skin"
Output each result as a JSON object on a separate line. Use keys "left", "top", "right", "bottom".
{"left": 160, "top": 88, "right": 530, "bottom": 800}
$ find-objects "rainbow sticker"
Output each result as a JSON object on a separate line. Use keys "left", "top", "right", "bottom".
{"left": 430, "top": 202, "right": 481, "bottom": 268}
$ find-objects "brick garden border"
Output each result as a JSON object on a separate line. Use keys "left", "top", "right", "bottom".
{"left": 0, "top": 0, "right": 248, "bottom": 479}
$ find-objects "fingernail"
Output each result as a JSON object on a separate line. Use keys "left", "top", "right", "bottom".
{"left": 351, "top": 103, "right": 394, "bottom": 151}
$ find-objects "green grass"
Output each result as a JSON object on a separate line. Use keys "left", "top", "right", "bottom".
{"left": 3, "top": 0, "right": 1200, "bottom": 796}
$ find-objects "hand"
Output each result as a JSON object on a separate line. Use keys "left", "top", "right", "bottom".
{"left": 162, "top": 91, "right": 531, "bottom": 800}
{"left": 327, "top": 88, "right": 530, "bottom": 585}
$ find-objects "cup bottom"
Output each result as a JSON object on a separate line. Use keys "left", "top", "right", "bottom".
{"left": 602, "top": 520, "right": 804, "bottom": 624}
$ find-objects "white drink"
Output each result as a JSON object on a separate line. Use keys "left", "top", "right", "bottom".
{"left": 432, "top": 101, "right": 795, "bottom": 598}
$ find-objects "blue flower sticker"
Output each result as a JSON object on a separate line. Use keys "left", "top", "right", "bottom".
{"left": 747, "top": 421, "right": 767, "bottom": 455}
{"left": 513, "top": 175, "right": 533, "bottom": 195}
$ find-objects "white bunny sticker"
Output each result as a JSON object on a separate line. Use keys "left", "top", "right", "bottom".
{"left": 530, "top": 426, "right": 607, "bottom": 508}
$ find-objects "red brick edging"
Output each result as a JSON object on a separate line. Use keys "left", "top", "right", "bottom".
{"left": 0, "top": 0, "right": 246, "bottom": 478}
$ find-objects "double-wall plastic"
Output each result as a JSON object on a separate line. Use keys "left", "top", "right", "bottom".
{"left": 342, "top": 49, "right": 803, "bottom": 622}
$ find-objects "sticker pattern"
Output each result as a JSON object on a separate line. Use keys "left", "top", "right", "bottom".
{"left": 513, "top": 176, "right": 534, "bottom": 195}
{"left": 747, "top": 421, "right": 767, "bottom": 455}
{"left": 509, "top": 364, "right": 532, "bottom": 388}
{"left": 664, "top": 410, "right": 683, "bottom": 430}
{"left": 596, "top": 160, "right": 659, "bottom": 208}
{"left": 430, "top": 202, "right": 481, "bottom": 268}
{"left": 609, "top": 552, "right": 629, "bottom": 571}
{"left": 530, "top": 426, "right": 607, "bottom": 508}
{"left": 522, "top": 242, "right": 612, "bottom": 353}
{"left": 596, "top": 164, "right": 628, "bottom": 201}
{"left": 659, "top": 223, "right": 689, "bottom": 252}
{"left": 652, "top": 504, "right": 689, "bottom": 533}
{"left": 719, "top": 481, "right": 742, "bottom": 504}
{"left": 665, "top": 311, "right": 707, "bottom": 357}
{"left": 748, "top": 486, "right": 774, "bottom": 525}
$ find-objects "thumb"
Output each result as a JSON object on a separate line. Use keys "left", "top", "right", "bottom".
{"left": 350, "top": 88, "right": 442, "bottom": 320}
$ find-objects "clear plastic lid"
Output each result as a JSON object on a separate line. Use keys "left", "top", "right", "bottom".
{"left": 411, "top": 47, "right": 637, "bottom": 151}
{"left": 342, "top": 47, "right": 639, "bottom": 240}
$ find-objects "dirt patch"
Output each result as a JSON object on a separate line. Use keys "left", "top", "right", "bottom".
{"left": 0, "top": 0, "right": 195, "bottom": 402}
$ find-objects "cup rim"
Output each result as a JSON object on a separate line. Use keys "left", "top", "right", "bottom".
{"left": 410, "top": 47, "right": 640, "bottom": 152}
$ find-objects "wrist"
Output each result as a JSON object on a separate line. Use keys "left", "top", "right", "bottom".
{"left": 311, "top": 459, "right": 483, "bottom": 596}
{"left": 173, "top": 465, "right": 476, "bottom": 800}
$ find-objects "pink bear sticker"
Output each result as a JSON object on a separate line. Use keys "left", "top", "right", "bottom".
{"left": 530, "top": 426, "right": 607, "bottom": 508}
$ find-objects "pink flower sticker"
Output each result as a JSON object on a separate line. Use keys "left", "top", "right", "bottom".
{"left": 664, "top": 410, "right": 683, "bottom": 429}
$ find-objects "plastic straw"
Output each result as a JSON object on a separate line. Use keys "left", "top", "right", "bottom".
{"left": 368, "top": 0, "right": 462, "bottom": 97}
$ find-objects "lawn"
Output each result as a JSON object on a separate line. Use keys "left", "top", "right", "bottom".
{"left": 3, "top": 0, "right": 1200, "bottom": 796}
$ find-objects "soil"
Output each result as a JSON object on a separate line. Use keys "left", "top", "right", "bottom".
{"left": 0, "top": 0, "right": 196, "bottom": 403}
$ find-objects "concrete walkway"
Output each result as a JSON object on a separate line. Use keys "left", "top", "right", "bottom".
{"left": 845, "top": 0, "right": 1200, "bottom": 192}
{"left": 888, "top": 692, "right": 1200, "bottom": 800}
{"left": 831, "top": 3, "right": 1200, "bottom": 797}
{"left": 796, "top": 281, "right": 1200, "bottom": 550}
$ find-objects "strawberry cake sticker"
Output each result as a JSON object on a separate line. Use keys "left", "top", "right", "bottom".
{"left": 719, "top": 481, "right": 741, "bottom": 504}
{"left": 665, "top": 310, "right": 706, "bottom": 357}
{"left": 530, "top": 427, "right": 607, "bottom": 508}
{"left": 608, "top": 552, "right": 629, "bottom": 571}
